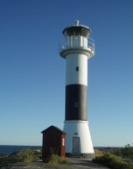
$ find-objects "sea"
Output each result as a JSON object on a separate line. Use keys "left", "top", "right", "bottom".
{"left": 0, "top": 145, "right": 41, "bottom": 154}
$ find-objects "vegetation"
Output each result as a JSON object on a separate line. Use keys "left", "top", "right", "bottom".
{"left": 16, "top": 149, "right": 38, "bottom": 162}
{"left": 0, "top": 149, "right": 39, "bottom": 168}
{"left": 46, "top": 154, "right": 68, "bottom": 164}
{"left": 93, "top": 153, "right": 133, "bottom": 169}
{"left": 1, "top": 145, "right": 133, "bottom": 169}
{"left": 93, "top": 144, "right": 133, "bottom": 169}
{"left": 0, "top": 149, "right": 68, "bottom": 168}
{"left": 95, "top": 149, "right": 104, "bottom": 157}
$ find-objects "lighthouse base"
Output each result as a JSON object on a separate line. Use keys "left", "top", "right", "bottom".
{"left": 64, "top": 120, "right": 94, "bottom": 158}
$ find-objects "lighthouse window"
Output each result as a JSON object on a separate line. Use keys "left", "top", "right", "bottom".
{"left": 74, "top": 102, "right": 79, "bottom": 108}
{"left": 76, "top": 66, "right": 79, "bottom": 71}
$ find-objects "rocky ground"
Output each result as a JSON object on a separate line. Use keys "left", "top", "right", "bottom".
{"left": 1, "top": 158, "right": 109, "bottom": 169}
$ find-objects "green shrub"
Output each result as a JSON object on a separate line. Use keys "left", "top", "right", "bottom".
{"left": 0, "top": 149, "right": 39, "bottom": 167}
{"left": 46, "top": 154, "right": 68, "bottom": 164}
{"left": 0, "top": 154, "right": 18, "bottom": 167}
{"left": 95, "top": 150, "right": 104, "bottom": 157}
{"left": 121, "top": 147, "right": 133, "bottom": 159}
{"left": 93, "top": 153, "right": 133, "bottom": 169}
{"left": 16, "top": 149, "right": 38, "bottom": 162}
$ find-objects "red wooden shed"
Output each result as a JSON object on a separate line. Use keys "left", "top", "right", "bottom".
{"left": 41, "top": 125, "right": 66, "bottom": 161}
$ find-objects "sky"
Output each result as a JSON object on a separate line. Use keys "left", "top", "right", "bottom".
{"left": 0, "top": 0, "right": 133, "bottom": 147}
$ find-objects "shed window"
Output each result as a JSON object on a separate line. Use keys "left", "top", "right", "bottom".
{"left": 62, "top": 138, "right": 65, "bottom": 146}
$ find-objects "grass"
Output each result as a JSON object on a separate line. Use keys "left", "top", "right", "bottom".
{"left": 46, "top": 154, "right": 68, "bottom": 164}
{"left": 17, "top": 149, "right": 38, "bottom": 162}
{"left": 0, "top": 150, "right": 69, "bottom": 168}
{"left": 0, "top": 149, "right": 39, "bottom": 168}
{"left": 93, "top": 152, "right": 133, "bottom": 169}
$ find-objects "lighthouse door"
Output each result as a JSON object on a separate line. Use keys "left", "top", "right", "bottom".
{"left": 72, "top": 137, "right": 80, "bottom": 155}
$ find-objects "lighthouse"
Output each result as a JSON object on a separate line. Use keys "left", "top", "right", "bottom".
{"left": 60, "top": 21, "right": 95, "bottom": 157}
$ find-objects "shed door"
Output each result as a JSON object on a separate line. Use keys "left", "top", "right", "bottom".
{"left": 72, "top": 137, "right": 80, "bottom": 155}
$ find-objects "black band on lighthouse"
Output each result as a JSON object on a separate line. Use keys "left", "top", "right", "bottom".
{"left": 63, "top": 26, "right": 91, "bottom": 37}
{"left": 65, "top": 84, "right": 87, "bottom": 121}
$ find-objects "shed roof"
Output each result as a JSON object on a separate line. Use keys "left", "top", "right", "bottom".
{"left": 41, "top": 125, "right": 66, "bottom": 135}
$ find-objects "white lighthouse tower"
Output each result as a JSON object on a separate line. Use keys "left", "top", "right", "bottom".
{"left": 60, "top": 21, "right": 95, "bottom": 157}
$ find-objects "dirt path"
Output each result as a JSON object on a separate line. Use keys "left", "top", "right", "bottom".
{"left": 1, "top": 158, "right": 109, "bottom": 169}
{"left": 65, "top": 158, "right": 109, "bottom": 169}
